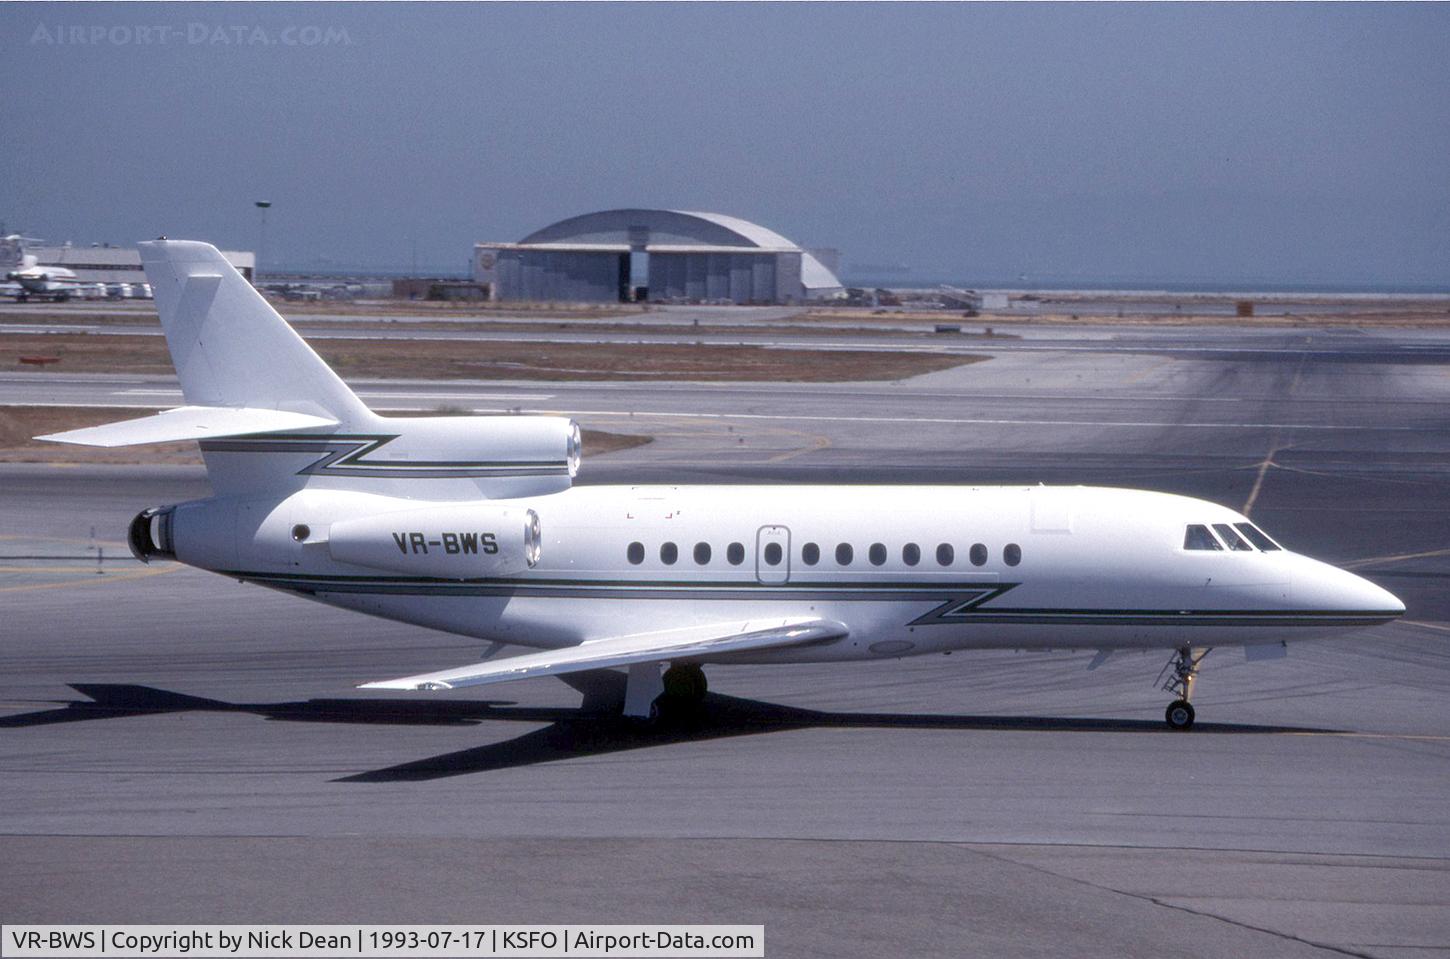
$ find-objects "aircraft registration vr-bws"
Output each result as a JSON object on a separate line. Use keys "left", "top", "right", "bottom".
{"left": 39, "top": 240, "right": 1404, "bottom": 730}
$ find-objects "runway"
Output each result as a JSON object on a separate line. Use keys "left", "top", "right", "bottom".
{"left": 9, "top": 315, "right": 1450, "bottom": 363}
{"left": 3, "top": 328, "right": 1450, "bottom": 956}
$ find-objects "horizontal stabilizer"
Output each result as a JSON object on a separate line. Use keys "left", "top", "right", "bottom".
{"left": 35, "top": 406, "right": 338, "bottom": 447}
{"left": 360, "top": 617, "right": 848, "bottom": 691}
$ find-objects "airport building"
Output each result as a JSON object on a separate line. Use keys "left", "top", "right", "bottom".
{"left": 473, "top": 209, "right": 842, "bottom": 304}
{"left": 26, "top": 244, "right": 256, "bottom": 282}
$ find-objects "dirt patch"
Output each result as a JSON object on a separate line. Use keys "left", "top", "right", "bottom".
{"left": 0, "top": 333, "right": 981, "bottom": 381}
{"left": 6, "top": 311, "right": 1016, "bottom": 340}
{"left": 0, "top": 406, "right": 651, "bottom": 465}
{"left": 0, "top": 406, "right": 199, "bottom": 464}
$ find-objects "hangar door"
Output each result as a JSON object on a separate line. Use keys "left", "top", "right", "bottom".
{"left": 495, "top": 249, "right": 629, "bottom": 303}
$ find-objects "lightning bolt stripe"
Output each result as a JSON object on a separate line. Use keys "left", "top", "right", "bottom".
{"left": 199, "top": 433, "right": 569, "bottom": 478}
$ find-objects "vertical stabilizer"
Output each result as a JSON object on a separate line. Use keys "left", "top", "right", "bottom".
{"left": 139, "top": 240, "right": 373, "bottom": 426}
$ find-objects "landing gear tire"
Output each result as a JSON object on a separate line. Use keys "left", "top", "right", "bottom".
{"left": 1165, "top": 700, "right": 1195, "bottom": 731}
{"left": 626, "top": 700, "right": 662, "bottom": 728}
{"left": 662, "top": 664, "right": 707, "bottom": 703}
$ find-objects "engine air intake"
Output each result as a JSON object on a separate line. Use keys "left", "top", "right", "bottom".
{"left": 128, "top": 506, "right": 176, "bottom": 563}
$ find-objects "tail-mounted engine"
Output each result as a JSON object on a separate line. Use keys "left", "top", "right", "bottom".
{"left": 127, "top": 506, "right": 176, "bottom": 563}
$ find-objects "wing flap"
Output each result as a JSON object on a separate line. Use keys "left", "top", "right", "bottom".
{"left": 359, "top": 617, "right": 848, "bottom": 691}
{"left": 35, "top": 406, "right": 338, "bottom": 447}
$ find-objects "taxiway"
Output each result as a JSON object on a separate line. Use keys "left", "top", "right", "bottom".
{"left": 2, "top": 327, "right": 1448, "bottom": 957}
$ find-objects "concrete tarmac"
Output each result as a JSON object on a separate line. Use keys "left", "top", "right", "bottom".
{"left": 2, "top": 329, "right": 1449, "bottom": 957}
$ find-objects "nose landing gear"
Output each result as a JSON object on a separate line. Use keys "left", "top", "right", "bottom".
{"left": 1159, "top": 645, "right": 1211, "bottom": 730}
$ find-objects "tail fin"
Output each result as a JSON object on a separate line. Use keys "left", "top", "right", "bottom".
{"left": 39, "top": 239, "right": 578, "bottom": 500}
{"left": 139, "top": 239, "right": 372, "bottom": 425}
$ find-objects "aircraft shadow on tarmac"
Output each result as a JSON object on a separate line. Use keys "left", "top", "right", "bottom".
{"left": 1, "top": 674, "right": 1324, "bottom": 782}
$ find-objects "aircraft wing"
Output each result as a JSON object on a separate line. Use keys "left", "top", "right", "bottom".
{"left": 359, "top": 617, "right": 848, "bottom": 691}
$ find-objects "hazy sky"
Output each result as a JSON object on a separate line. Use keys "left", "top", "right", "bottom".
{"left": 3, "top": 2, "right": 1448, "bottom": 286}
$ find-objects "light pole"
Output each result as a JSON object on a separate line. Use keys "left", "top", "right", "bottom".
{"left": 254, "top": 200, "right": 271, "bottom": 283}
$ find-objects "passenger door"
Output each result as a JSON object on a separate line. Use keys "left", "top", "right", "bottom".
{"left": 755, "top": 525, "right": 790, "bottom": 585}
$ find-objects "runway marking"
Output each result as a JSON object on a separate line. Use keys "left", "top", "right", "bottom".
{"left": 0, "top": 564, "right": 120, "bottom": 573}
{"left": 0, "top": 534, "right": 126, "bottom": 547}
{"left": 1343, "top": 548, "right": 1450, "bottom": 571}
{"left": 0, "top": 562, "right": 179, "bottom": 594}
{"left": 360, "top": 391, "right": 556, "bottom": 402}
{"left": 1118, "top": 356, "right": 1174, "bottom": 388}
{"left": 1286, "top": 731, "right": 1450, "bottom": 743}
{"left": 112, "top": 388, "right": 558, "bottom": 402}
{"left": 1399, "top": 619, "right": 1450, "bottom": 634}
{"left": 1241, "top": 435, "right": 1281, "bottom": 518}
{"left": 768, "top": 431, "right": 832, "bottom": 463}
{"left": 1242, "top": 356, "right": 1308, "bottom": 517}
{"left": 529, "top": 408, "right": 1424, "bottom": 433}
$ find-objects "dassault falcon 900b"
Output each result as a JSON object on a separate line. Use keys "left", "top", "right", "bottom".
{"left": 40, "top": 241, "right": 1404, "bottom": 729}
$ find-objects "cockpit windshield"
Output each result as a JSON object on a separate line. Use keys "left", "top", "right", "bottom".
{"left": 1213, "top": 523, "right": 1253, "bottom": 551}
{"left": 1234, "top": 521, "right": 1281, "bottom": 551}
{"left": 1184, "top": 521, "right": 1284, "bottom": 552}
{"left": 1183, "top": 525, "right": 1223, "bottom": 550}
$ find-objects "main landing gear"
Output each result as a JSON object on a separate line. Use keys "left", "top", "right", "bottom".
{"left": 1158, "top": 645, "right": 1211, "bottom": 731}
{"left": 662, "top": 663, "right": 708, "bottom": 704}
{"left": 623, "top": 662, "right": 708, "bottom": 724}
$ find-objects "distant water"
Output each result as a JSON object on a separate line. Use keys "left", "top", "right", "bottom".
{"left": 844, "top": 275, "right": 1450, "bottom": 296}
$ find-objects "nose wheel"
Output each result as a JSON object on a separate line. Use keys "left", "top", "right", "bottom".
{"left": 1165, "top": 699, "right": 1195, "bottom": 730}
{"left": 1157, "top": 646, "right": 1210, "bottom": 730}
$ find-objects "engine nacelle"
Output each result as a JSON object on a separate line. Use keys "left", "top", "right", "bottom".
{"left": 327, "top": 505, "right": 540, "bottom": 578}
{"left": 127, "top": 505, "right": 176, "bottom": 563}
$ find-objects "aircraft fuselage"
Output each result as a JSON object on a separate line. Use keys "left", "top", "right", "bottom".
{"left": 153, "top": 483, "right": 1403, "bottom": 664}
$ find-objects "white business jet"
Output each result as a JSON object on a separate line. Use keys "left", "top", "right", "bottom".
{"left": 2, "top": 235, "right": 84, "bottom": 302}
{"left": 39, "top": 241, "right": 1403, "bottom": 729}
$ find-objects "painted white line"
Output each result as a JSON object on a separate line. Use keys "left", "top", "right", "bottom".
{"left": 360, "top": 391, "right": 555, "bottom": 401}
{"left": 518, "top": 408, "right": 1425, "bottom": 432}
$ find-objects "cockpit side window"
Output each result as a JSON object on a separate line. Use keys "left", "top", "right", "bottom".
{"left": 1184, "top": 524, "right": 1223, "bottom": 550}
{"left": 1213, "top": 523, "right": 1254, "bottom": 551}
{"left": 1234, "top": 522, "right": 1282, "bottom": 551}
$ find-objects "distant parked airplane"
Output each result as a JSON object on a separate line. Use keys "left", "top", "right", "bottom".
{"left": 2, "top": 235, "right": 85, "bottom": 302}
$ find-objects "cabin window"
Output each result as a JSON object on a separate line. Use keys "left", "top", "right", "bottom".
{"left": 660, "top": 542, "right": 679, "bottom": 564}
{"left": 969, "top": 543, "right": 988, "bottom": 566}
{"left": 1184, "top": 525, "right": 1222, "bottom": 551}
{"left": 627, "top": 541, "right": 645, "bottom": 565}
{"left": 693, "top": 542, "right": 712, "bottom": 564}
{"left": 802, "top": 542, "right": 820, "bottom": 566}
{"left": 1235, "top": 522, "right": 1282, "bottom": 551}
{"left": 835, "top": 543, "right": 854, "bottom": 565}
{"left": 1212, "top": 523, "right": 1253, "bottom": 551}
{"left": 1004, "top": 543, "right": 1022, "bottom": 566}
{"left": 763, "top": 542, "right": 783, "bottom": 566}
{"left": 868, "top": 543, "right": 887, "bottom": 566}
{"left": 936, "top": 543, "right": 954, "bottom": 566}
{"left": 902, "top": 543, "right": 921, "bottom": 566}
{"left": 727, "top": 542, "right": 745, "bottom": 565}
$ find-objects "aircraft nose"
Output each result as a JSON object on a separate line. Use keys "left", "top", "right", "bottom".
{"left": 1359, "top": 574, "right": 1406, "bottom": 617}
{"left": 1296, "top": 557, "right": 1404, "bottom": 618}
